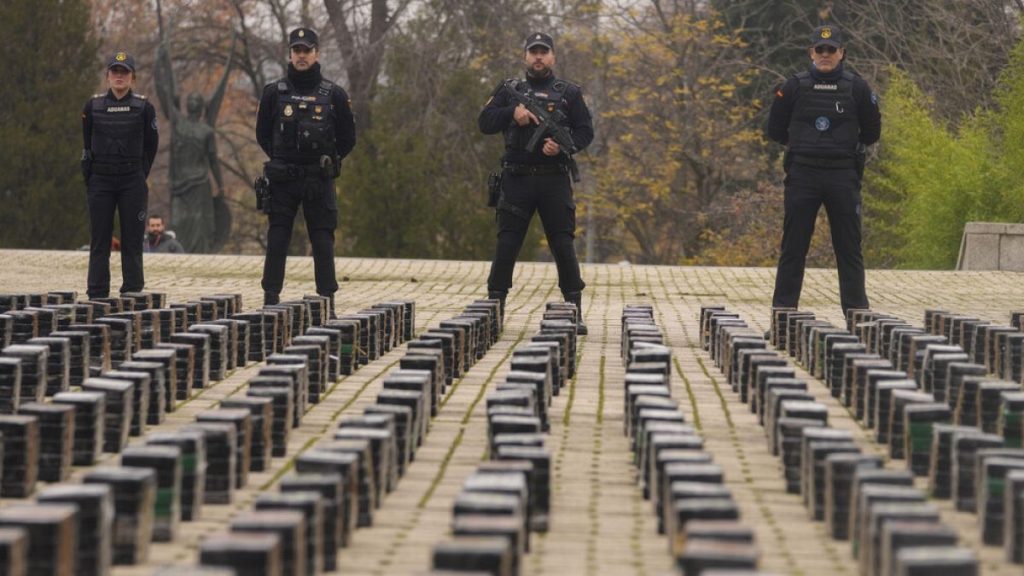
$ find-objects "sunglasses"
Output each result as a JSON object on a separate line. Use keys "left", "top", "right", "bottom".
{"left": 814, "top": 45, "right": 839, "bottom": 55}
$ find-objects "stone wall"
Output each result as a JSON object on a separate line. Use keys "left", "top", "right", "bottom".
{"left": 956, "top": 222, "right": 1024, "bottom": 271}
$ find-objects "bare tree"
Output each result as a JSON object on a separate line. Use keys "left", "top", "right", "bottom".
{"left": 834, "top": 0, "right": 1020, "bottom": 121}
{"left": 323, "top": 0, "right": 415, "bottom": 130}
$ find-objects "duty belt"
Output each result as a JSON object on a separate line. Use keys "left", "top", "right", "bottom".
{"left": 264, "top": 162, "right": 323, "bottom": 180}
{"left": 90, "top": 162, "right": 141, "bottom": 176}
{"left": 789, "top": 154, "right": 857, "bottom": 169}
{"left": 503, "top": 163, "right": 570, "bottom": 176}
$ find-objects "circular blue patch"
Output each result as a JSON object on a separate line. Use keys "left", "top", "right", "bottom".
{"left": 815, "top": 116, "right": 831, "bottom": 131}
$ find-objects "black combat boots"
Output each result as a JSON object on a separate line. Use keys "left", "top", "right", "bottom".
{"left": 264, "top": 292, "right": 280, "bottom": 306}
{"left": 564, "top": 291, "right": 588, "bottom": 335}
{"left": 488, "top": 290, "right": 507, "bottom": 322}
{"left": 322, "top": 293, "right": 337, "bottom": 320}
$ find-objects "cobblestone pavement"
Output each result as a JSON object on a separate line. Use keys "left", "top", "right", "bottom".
{"left": 1, "top": 249, "right": 1022, "bottom": 575}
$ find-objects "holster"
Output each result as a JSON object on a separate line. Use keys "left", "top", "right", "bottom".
{"left": 320, "top": 155, "right": 341, "bottom": 180}
{"left": 568, "top": 156, "right": 581, "bottom": 183}
{"left": 254, "top": 173, "right": 272, "bottom": 215}
{"left": 487, "top": 172, "right": 502, "bottom": 208}
{"left": 81, "top": 150, "right": 92, "bottom": 181}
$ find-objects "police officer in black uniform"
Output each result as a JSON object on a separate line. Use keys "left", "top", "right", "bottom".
{"left": 81, "top": 51, "right": 159, "bottom": 300}
{"left": 256, "top": 27, "right": 356, "bottom": 316}
{"left": 479, "top": 32, "right": 594, "bottom": 334}
{"left": 766, "top": 25, "right": 881, "bottom": 316}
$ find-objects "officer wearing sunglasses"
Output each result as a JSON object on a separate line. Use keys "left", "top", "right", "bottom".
{"left": 765, "top": 25, "right": 881, "bottom": 318}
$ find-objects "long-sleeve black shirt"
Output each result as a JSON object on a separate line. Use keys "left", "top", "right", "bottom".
{"left": 766, "top": 63, "right": 881, "bottom": 147}
{"left": 256, "top": 63, "right": 356, "bottom": 161}
{"left": 478, "top": 73, "right": 594, "bottom": 165}
{"left": 81, "top": 89, "right": 160, "bottom": 177}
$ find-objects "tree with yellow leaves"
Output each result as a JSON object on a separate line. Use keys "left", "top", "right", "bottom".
{"left": 592, "top": 3, "right": 765, "bottom": 264}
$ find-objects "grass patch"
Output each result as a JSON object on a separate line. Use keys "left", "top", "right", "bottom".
{"left": 674, "top": 357, "right": 703, "bottom": 431}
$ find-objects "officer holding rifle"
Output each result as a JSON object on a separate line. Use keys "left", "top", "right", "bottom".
{"left": 478, "top": 31, "right": 594, "bottom": 334}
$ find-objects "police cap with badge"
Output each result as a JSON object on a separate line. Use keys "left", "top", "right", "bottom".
{"left": 289, "top": 27, "right": 318, "bottom": 49}
{"left": 524, "top": 32, "right": 554, "bottom": 51}
{"left": 107, "top": 51, "right": 136, "bottom": 73}
{"left": 811, "top": 25, "right": 843, "bottom": 49}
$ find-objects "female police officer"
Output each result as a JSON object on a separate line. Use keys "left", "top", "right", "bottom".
{"left": 81, "top": 51, "right": 159, "bottom": 299}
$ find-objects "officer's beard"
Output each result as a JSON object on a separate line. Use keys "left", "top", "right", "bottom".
{"left": 526, "top": 65, "right": 552, "bottom": 80}
{"left": 147, "top": 232, "right": 159, "bottom": 243}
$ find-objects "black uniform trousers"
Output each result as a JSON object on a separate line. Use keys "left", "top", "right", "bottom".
{"left": 86, "top": 172, "right": 148, "bottom": 299}
{"left": 261, "top": 174, "right": 339, "bottom": 297}
{"left": 772, "top": 164, "right": 869, "bottom": 313}
{"left": 487, "top": 168, "right": 585, "bottom": 296}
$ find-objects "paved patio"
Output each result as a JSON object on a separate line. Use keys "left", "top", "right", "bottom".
{"left": 1, "top": 249, "right": 1021, "bottom": 575}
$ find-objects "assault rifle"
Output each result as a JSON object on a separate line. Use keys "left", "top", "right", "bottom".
{"left": 503, "top": 79, "right": 581, "bottom": 182}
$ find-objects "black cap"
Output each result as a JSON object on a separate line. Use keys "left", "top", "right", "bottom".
{"left": 524, "top": 32, "right": 554, "bottom": 51}
{"left": 106, "top": 51, "right": 136, "bottom": 72}
{"left": 289, "top": 27, "right": 318, "bottom": 48}
{"left": 811, "top": 25, "right": 843, "bottom": 48}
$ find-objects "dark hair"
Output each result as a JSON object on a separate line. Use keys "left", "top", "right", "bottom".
{"left": 148, "top": 214, "right": 164, "bottom": 222}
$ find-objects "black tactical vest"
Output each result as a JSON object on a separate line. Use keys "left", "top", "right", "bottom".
{"left": 505, "top": 77, "right": 574, "bottom": 153}
{"left": 271, "top": 78, "right": 337, "bottom": 164}
{"left": 90, "top": 93, "right": 146, "bottom": 165}
{"left": 787, "top": 71, "right": 860, "bottom": 158}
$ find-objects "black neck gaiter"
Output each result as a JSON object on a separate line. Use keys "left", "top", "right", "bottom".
{"left": 288, "top": 62, "right": 322, "bottom": 92}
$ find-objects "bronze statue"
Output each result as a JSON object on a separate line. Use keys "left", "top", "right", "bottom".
{"left": 154, "top": 30, "right": 234, "bottom": 253}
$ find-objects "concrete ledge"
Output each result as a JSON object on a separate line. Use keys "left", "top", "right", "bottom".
{"left": 956, "top": 221, "right": 1024, "bottom": 271}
